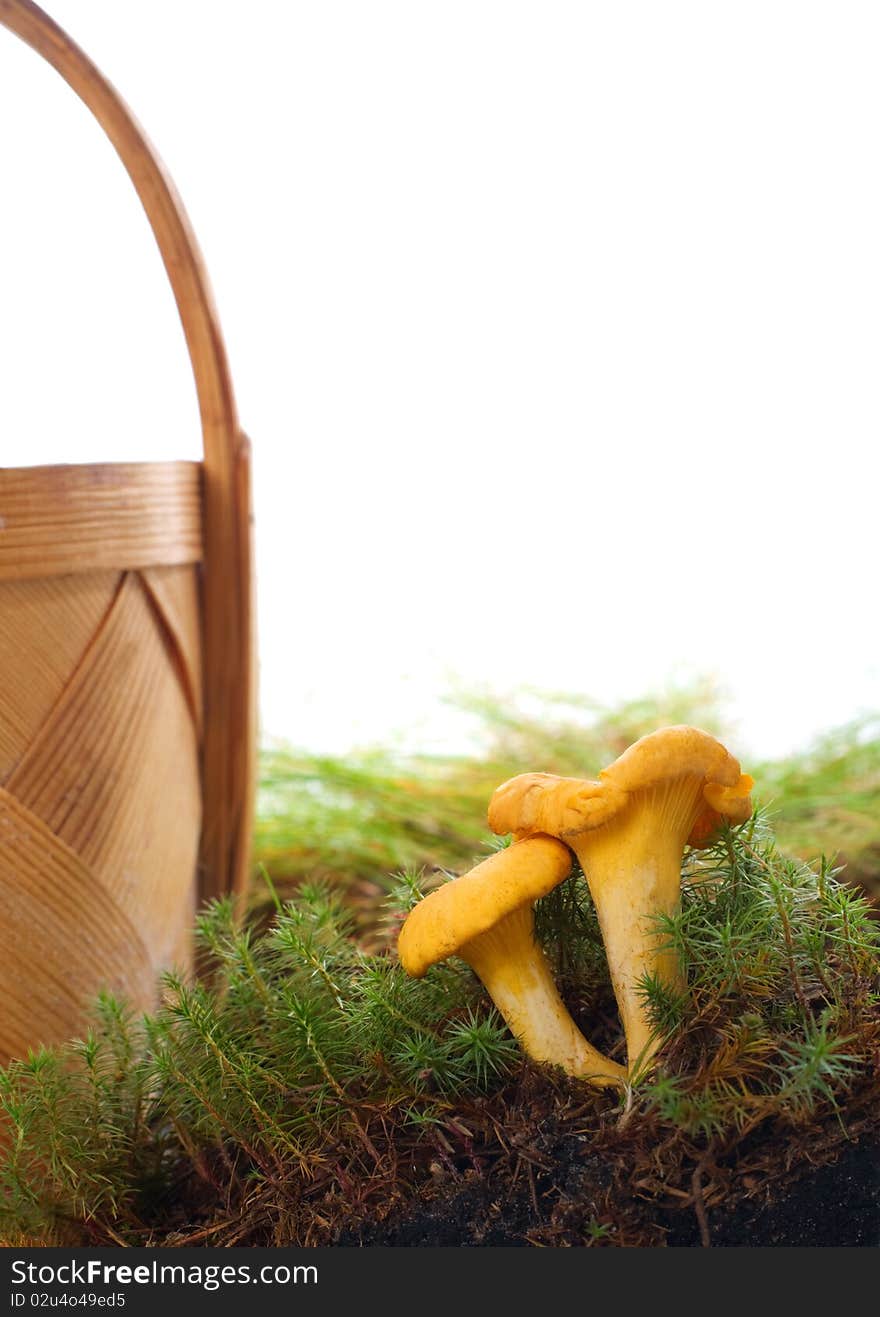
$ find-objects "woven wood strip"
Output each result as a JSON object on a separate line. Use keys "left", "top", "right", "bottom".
{"left": 0, "top": 571, "right": 121, "bottom": 781}
{"left": 0, "top": 788, "right": 154, "bottom": 1065}
{"left": 7, "top": 570, "right": 202, "bottom": 973}
{"left": 141, "top": 564, "right": 204, "bottom": 737}
{"left": 201, "top": 434, "right": 256, "bottom": 901}
{"left": 0, "top": 461, "right": 203, "bottom": 582}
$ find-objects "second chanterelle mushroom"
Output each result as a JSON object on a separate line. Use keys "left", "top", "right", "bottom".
{"left": 488, "top": 726, "right": 753, "bottom": 1074}
{"left": 397, "top": 836, "right": 625, "bottom": 1087}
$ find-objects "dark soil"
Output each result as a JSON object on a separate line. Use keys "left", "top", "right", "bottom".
{"left": 340, "top": 1136, "right": 880, "bottom": 1247}
{"left": 334, "top": 1089, "right": 880, "bottom": 1247}
{"left": 124, "top": 1067, "right": 880, "bottom": 1249}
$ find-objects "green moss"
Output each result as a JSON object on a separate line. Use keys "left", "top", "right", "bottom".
{"left": 2, "top": 684, "right": 878, "bottom": 1244}
{"left": 2, "top": 812, "right": 878, "bottom": 1245}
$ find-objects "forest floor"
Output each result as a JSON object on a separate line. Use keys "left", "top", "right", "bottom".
{"left": 2, "top": 684, "right": 879, "bottom": 1248}
{"left": 338, "top": 1080, "right": 880, "bottom": 1247}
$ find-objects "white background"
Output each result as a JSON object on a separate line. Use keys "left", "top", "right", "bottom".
{"left": 1, "top": 2, "right": 877, "bottom": 760}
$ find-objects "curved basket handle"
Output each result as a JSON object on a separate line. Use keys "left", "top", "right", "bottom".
{"left": 0, "top": 0, "right": 255, "bottom": 904}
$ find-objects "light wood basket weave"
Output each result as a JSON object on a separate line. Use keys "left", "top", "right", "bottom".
{"left": 0, "top": 0, "right": 256, "bottom": 1065}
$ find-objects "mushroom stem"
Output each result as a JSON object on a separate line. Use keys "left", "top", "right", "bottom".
{"left": 569, "top": 778, "right": 701, "bottom": 1072}
{"left": 461, "top": 906, "right": 626, "bottom": 1087}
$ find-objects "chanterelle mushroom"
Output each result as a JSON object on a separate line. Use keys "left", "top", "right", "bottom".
{"left": 397, "top": 836, "right": 625, "bottom": 1087}
{"left": 488, "top": 726, "right": 753, "bottom": 1074}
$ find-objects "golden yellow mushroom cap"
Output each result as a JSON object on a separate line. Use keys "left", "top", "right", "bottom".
{"left": 600, "top": 725, "right": 742, "bottom": 793}
{"left": 397, "top": 836, "right": 573, "bottom": 979}
{"left": 689, "top": 774, "right": 755, "bottom": 846}
{"left": 488, "top": 725, "right": 753, "bottom": 845}
{"left": 488, "top": 772, "right": 623, "bottom": 838}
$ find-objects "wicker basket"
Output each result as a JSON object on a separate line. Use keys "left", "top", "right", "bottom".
{"left": 0, "top": 0, "right": 256, "bottom": 1064}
